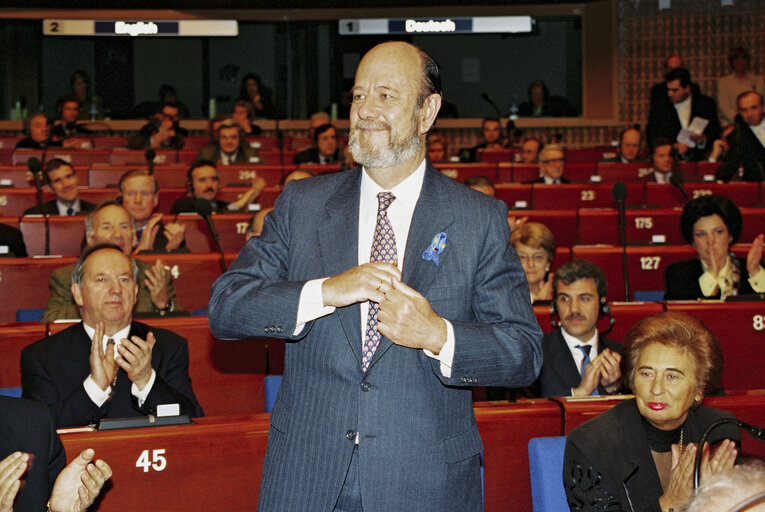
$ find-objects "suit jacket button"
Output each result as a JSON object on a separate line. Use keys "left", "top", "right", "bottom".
{"left": 460, "top": 377, "right": 467, "bottom": 383}
{"left": 276, "top": 326, "right": 283, "bottom": 333}
{"left": 345, "top": 430, "right": 356, "bottom": 441}
{"left": 360, "top": 382, "right": 372, "bottom": 392}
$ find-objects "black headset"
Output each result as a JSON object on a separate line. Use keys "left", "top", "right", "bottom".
{"left": 550, "top": 296, "right": 613, "bottom": 332}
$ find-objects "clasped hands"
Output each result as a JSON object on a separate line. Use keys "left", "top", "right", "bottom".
{"left": 322, "top": 262, "right": 447, "bottom": 355}
{"left": 572, "top": 348, "right": 621, "bottom": 397}
{"left": 90, "top": 321, "right": 156, "bottom": 392}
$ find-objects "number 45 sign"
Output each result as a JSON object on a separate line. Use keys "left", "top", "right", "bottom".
{"left": 136, "top": 449, "right": 167, "bottom": 473}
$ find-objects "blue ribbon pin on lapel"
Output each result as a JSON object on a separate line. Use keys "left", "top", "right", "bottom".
{"left": 422, "top": 232, "right": 447, "bottom": 265}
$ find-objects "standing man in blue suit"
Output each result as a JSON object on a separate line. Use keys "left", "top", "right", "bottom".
{"left": 209, "top": 41, "right": 542, "bottom": 512}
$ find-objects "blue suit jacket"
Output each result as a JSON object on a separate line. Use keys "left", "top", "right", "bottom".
{"left": 209, "top": 164, "right": 543, "bottom": 512}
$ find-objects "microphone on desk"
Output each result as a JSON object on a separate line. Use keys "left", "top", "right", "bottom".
{"left": 694, "top": 417, "right": 765, "bottom": 491}
{"left": 145, "top": 148, "right": 156, "bottom": 175}
{"left": 612, "top": 181, "right": 630, "bottom": 302}
{"left": 669, "top": 171, "right": 689, "bottom": 204}
{"left": 195, "top": 198, "right": 227, "bottom": 273}
{"left": 27, "top": 156, "right": 52, "bottom": 255}
{"left": 481, "top": 92, "right": 502, "bottom": 119}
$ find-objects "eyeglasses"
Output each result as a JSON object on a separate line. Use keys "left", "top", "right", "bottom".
{"left": 540, "top": 158, "right": 565, "bottom": 164}
{"left": 517, "top": 253, "right": 548, "bottom": 264}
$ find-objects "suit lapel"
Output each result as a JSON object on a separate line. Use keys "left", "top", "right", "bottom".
{"left": 551, "top": 331, "right": 581, "bottom": 390}
{"left": 367, "top": 165, "right": 456, "bottom": 370}
{"left": 317, "top": 170, "right": 363, "bottom": 364}
{"left": 63, "top": 323, "right": 95, "bottom": 384}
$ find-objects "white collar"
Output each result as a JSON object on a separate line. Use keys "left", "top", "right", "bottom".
{"left": 360, "top": 158, "right": 427, "bottom": 208}
{"left": 561, "top": 326, "right": 599, "bottom": 353}
{"left": 83, "top": 322, "right": 132, "bottom": 357}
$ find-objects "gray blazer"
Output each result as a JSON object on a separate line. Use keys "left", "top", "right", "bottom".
{"left": 209, "top": 164, "right": 542, "bottom": 512}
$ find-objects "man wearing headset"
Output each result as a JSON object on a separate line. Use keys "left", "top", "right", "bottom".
{"left": 533, "top": 259, "right": 622, "bottom": 398}
{"left": 170, "top": 160, "right": 265, "bottom": 214}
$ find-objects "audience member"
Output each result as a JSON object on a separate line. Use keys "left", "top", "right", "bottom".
{"left": 716, "top": 91, "right": 765, "bottom": 182}
{"left": 533, "top": 260, "right": 621, "bottom": 398}
{"left": 42, "top": 202, "right": 177, "bottom": 322}
{"left": 517, "top": 137, "right": 543, "bottom": 163}
{"left": 707, "top": 124, "right": 736, "bottom": 163}
{"left": 640, "top": 137, "right": 675, "bottom": 183}
{"left": 524, "top": 144, "right": 571, "bottom": 184}
{"left": 464, "top": 175, "right": 495, "bottom": 197}
{"left": 646, "top": 67, "right": 721, "bottom": 161}
{"left": 118, "top": 169, "right": 186, "bottom": 252}
{"left": 127, "top": 103, "right": 185, "bottom": 150}
{"left": 0, "top": 222, "right": 27, "bottom": 257}
{"left": 171, "top": 160, "right": 265, "bottom": 213}
{"left": 664, "top": 194, "right": 764, "bottom": 300}
{"left": 51, "top": 95, "right": 93, "bottom": 139}
{"left": 206, "top": 114, "right": 228, "bottom": 143}
{"left": 239, "top": 73, "right": 277, "bottom": 119}
{"left": 308, "top": 111, "right": 331, "bottom": 139}
{"left": 24, "top": 243, "right": 203, "bottom": 427}
{"left": 67, "top": 70, "right": 103, "bottom": 120}
{"left": 293, "top": 123, "right": 342, "bottom": 164}
{"left": 564, "top": 311, "right": 739, "bottom": 512}
{"left": 601, "top": 127, "right": 644, "bottom": 163}
{"left": 649, "top": 54, "right": 700, "bottom": 109}
{"left": 23, "top": 158, "right": 96, "bottom": 216}
{"left": 518, "top": 80, "right": 576, "bottom": 117}
{"left": 231, "top": 99, "right": 262, "bottom": 135}
{"left": 426, "top": 132, "right": 448, "bottom": 162}
{"left": 510, "top": 221, "right": 555, "bottom": 303}
{"left": 687, "top": 460, "right": 765, "bottom": 512}
{"left": 460, "top": 117, "right": 503, "bottom": 161}
{"left": 15, "top": 112, "right": 62, "bottom": 150}
{"left": 716, "top": 47, "right": 764, "bottom": 127}
{"left": 0, "top": 396, "right": 112, "bottom": 511}
{"left": 196, "top": 118, "right": 259, "bottom": 165}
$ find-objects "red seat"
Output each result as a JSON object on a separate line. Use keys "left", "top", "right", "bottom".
{"left": 532, "top": 183, "right": 644, "bottom": 210}
{"left": 664, "top": 302, "right": 765, "bottom": 390}
{"left": 246, "top": 136, "right": 292, "bottom": 151}
{"left": 173, "top": 213, "right": 251, "bottom": 253}
{"left": 740, "top": 208, "right": 765, "bottom": 243}
{"left": 495, "top": 184, "right": 533, "bottom": 210}
{"left": 596, "top": 162, "right": 654, "bottom": 182}
{"left": 433, "top": 162, "right": 498, "bottom": 183}
{"left": 578, "top": 207, "right": 684, "bottom": 246}
{"left": 0, "top": 256, "right": 76, "bottom": 322}
{"left": 20, "top": 216, "right": 86, "bottom": 256}
{"left": 511, "top": 164, "right": 540, "bottom": 183}
{"left": 562, "top": 163, "right": 599, "bottom": 182}
{"left": 295, "top": 163, "right": 342, "bottom": 176}
{"left": 694, "top": 161, "right": 723, "bottom": 181}
{"left": 516, "top": 209, "right": 578, "bottom": 247}
{"left": 0, "top": 188, "right": 40, "bottom": 217}
{"left": 478, "top": 148, "right": 514, "bottom": 164}
{"left": 0, "top": 323, "right": 48, "bottom": 388}
{"left": 89, "top": 164, "right": 188, "bottom": 188}
{"left": 90, "top": 136, "right": 128, "bottom": 150}
{"left": 110, "top": 148, "right": 177, "bottom": 165}
{"left": 566, "top": 147, "right": 612, "bottom": 163}
{"left": 0, "top": 164, "right": 88, "bottom": 189}
{"left": 257, "top": 149, "right": 296, "bottom": 165}
{"left": 645, "top": 182, "right": 761, "bottom": 207}
{"left": 218, "top": 164, "right": 285, "bottom": 187}
{"left": 0, "top": 137, "right": 23, "bottom": 150}
{"left": 704, "top": 393, "right": 765, "bottom": 459}
{"left": 13, "top": 149, "right": 111, "bottom": 166}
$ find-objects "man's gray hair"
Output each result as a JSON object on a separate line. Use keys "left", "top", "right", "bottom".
{"left": 686, "top": 460, "right": 765, "bottom": 511}
{"left": 72, "top": 243, "right": 139, "bottom": 285}
{"left": 84, "top": 201, "right": 136, "bottom": 238}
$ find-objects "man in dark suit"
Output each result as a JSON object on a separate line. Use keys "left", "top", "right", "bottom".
{"left": 293, "top": 123, "right": 343, "bottom": 164}
{"left": 208, "top": 41, "right": 542, "bottom": 512}
{"left": 0, "top": 396, "right": 112, "bottom": 511}
{"left": 716, "top": 91, "right": 765, "bottom": 182}
{"left": 646, "top": 67, "right": 721, "bottom": 162}
{"left": 23, "top": 244, "right": 202, "bottom": 428}
{"left": 459, "top": 117, "right": 503, "bottom": 162}
{"left": 523, "top": 144, "right": 572, "bottom": 184}
{"left": 195, "top": 118, "right": 259, "bottom": 165}
{"left": 534, "top": 260, "right": 621, "bottom": 398}
{"left": 600, "top": 127, "right": 644, "bottom": 163}
{"left": 0, "top": 223, "right": 27, "bottom": 257}
{"left": 170, "top": 160, "right": 265, "bottom": 214}
{"left": 50, "top": 95, "right": 93, "bottom": 140}
{"left": 22, "top": 159, "right": 96, "bottom": 216}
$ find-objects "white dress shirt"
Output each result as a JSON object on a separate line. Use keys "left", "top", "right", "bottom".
{"left": 674, "top": 96, "right": 692, "bottom": 131}
{"left": 82, "top": 323, "right": 156, "bottom": 407}
{"left": 749, "top": 118, "right": 765, "bottom": 149}
{"left": 560, "top": 328, "right": 599, "bottom": 375}
{"left": 294, "top": 159, "right": 455, "bottom": 377}
{"left": 56, "top": 198, "right": 82, "bottom": 216}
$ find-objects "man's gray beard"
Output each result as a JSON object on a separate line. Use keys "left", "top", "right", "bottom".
{"left": 349, "top": 120, "right": 421, "bottom": 169}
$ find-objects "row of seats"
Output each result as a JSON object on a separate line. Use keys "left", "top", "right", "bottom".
{"left": 0, "top": 134, "right": 314, "bottom": 153}
{"left": 51, "top": 393, "right": 765, "bottom": 511}
{"left": 2, "top": 299, "right": 763, "bottom": 399}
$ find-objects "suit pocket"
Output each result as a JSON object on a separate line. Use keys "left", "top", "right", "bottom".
{"left": 441, "top": 427, "right": 484, "bottom": 463}
{"left": 269, "top": 398, "right": 292, "bottom": 434}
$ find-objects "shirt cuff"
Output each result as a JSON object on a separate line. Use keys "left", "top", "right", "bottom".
{"left": 83, "top": 375, "right": 111, "bottom": 407}
{"left": 698, "top": 270, "right": 718, "bottom": 297}
{"left": 423, "top": 319, "right": 454, "bottom": 378}
{"left": 749, "top": 265, "right": 765, "bottom": 293}
{"left": 131, "top": 369, "right": 156, "bottom": 407}
{"left": 294, "top": 278, "right": 336, "bottom": 336}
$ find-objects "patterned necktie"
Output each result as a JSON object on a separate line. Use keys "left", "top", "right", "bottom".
{"left": 576, "top": 345, "right": 599, "bottom": 396}
{"left": 107, "top": 338, "right": 118, "bottom": 388}
{"left": 362, "top": 192, "right": 397, "bottom": 371}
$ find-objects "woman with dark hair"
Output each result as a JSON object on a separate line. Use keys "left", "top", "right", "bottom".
{"left": 67, "top": 70, "right": 103, "bottom": 120}
{"left": 664, "top": 194, "right": 764, "bottom": 300}
{"left": 564, "top": 311, "right": 740, "bottom": 512}
{"left": 238, "top": 73, "right": 277, "bottom": 119}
